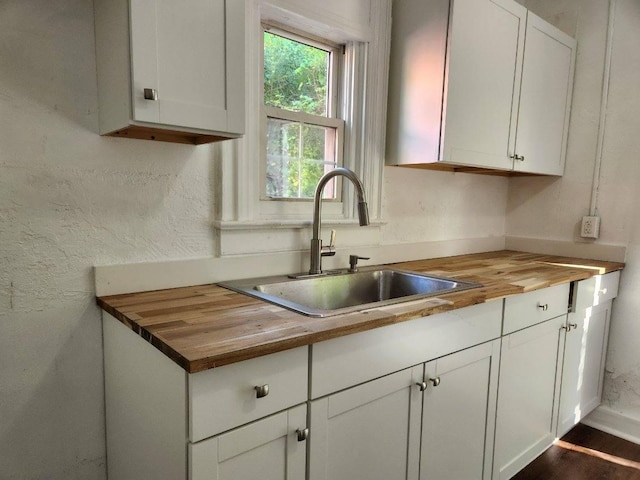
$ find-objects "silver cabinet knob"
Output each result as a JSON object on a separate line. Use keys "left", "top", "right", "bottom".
{"left": 562, "top": 322, "right": 579, "bottom": 332}
{"left": 143, "top": 88, "right": 158, "bottom": 101}
{"left": 510, "top": 154, "right": 525, "bottom": 161}
{"left": 430, "top": 377, "right": 441, "bottom": 387}
{"left": 296, "top": 428, "right": 309, "bottom": 442}
{"left": 537, "top": 303, "right": 549, "bottom": 311}
{"left": 254, "top": 384, "right": 269, "bottom": 398}
{"left": 416, "top": 381, "right": 428, "bottom": 392}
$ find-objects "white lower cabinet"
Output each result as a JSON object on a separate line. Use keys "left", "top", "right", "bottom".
{"left": 309, "top": 340, "right": 501, "bottom": 480}
{"left": 493, "top": 315, "right": 567, "bottom": 480}
{"left": 557, "top": 271, "right": 620, "bottom": 437}
{"left": 309, "top": 366, "right": 423, "bottom": 480}
{"left": 421, "top": 341, "right": 501, "bottom": 480}
{"left": 190, "top": 405, "right": 307, "bottom": 480}
{"left": 103, "top": 313, "right": 309, "bottom": 480}
{"left": 103, "top": 272, "right": 621, "bottom": 480}
{"left": 557, "top": 302, "right": 612, "bottom": 437}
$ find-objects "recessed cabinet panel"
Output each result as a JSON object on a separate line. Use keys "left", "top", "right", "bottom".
{"left": 132, "top": 0, "right": 228, "bottom": 131}
{"left": 190, "top": 405, "right": 307, "bottom": 480}
{"left": 558, "top": 302, "right": 611, "bottom": 437}
{"left": 95, "top": 0, "right": 244, "bottom": 143}
{"left": 130, "top": 0, "right": 160, "bottom": 124}
{"left": 494, "top": 316, "right": 566, "bottom": 480}
{"left": 309, "top": 367, "right": 422, "bottom": 480}
{"left": 442, "top": 0, "right": 525, "bottom": 169}
{"left": 557, "top": 273, "right": 619, "bottom": 437}
{"left": 421, "top": 340, "right": 500, "bottom": 480}
{"left": 514, "top": 13, "right": 576, "bottom": 175}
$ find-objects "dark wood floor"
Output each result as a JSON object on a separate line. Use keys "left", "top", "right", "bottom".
{"left": 513, "top": 424, "right": 640, "bottom": 480}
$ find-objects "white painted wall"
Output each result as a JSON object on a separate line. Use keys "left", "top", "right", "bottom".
{"left": 0, "top": 1, "right": 217, "bottom": 478}
{"left": 382, "top": 167, "right": 508, "bottom": 244}
{"left": 0, "top": 1, "right": 509, "bottom": 478}
{"left": 510, "top": 0, "right": 640, "bottom": 431}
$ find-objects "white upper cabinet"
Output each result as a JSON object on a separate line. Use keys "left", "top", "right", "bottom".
{"left": 386, "top": 0, "right": 576, "bottom": 175}
{"left": 514, "top": 13, "right": 576, "bottom": 175}
{"left": 95, "top": 0, "right": 245, "bottom": 144}
{"left": 442, "top": 0, "right": 526, "bottom": 171}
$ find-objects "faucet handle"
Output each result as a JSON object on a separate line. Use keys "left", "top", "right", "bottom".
{"left": 321, "top": 229, "right": 336, "bottom": 257}
{"left": 348, "top": 255, "right": 370, "bottom": 272}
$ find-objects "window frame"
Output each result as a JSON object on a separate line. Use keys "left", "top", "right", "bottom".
{"left": 262, "top": 107, "right": 345, "bottom": 201}
{"left": 215, "top": 0, "right": 391, "bottom": 254}
{"left": 260, "top": 24, "right": 345, "bottom": 204}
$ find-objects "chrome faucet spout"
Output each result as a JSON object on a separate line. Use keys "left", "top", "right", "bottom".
{"left": 309, "top": 167, "right": 370, "bottom": 275}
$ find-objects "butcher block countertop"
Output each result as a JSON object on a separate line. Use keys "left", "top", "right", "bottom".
{"left": 97, "top": 250, "right": 624, "bottom": 373}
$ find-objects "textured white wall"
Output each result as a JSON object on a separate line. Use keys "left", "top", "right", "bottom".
{"left": 0, "top": 1, "right": 217, "bottom": 478}
{"left": 382, "top": 166, "right": 508, "bottom": 244}
{"left": 510, "top": 0, "right": 640, "bottom": 423}
{"left": 0, "top": 1, "right": 511, "bottom": 478}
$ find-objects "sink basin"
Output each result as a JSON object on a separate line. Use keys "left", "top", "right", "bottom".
{"left": 219, "top": 268, "right": 481, "bottom": 317}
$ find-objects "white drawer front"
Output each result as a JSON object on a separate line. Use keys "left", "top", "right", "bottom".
{"left": 189, "top": 346, "right": 308, "bottom": 442}
{"left": 503, "top": 283, "right": 570, "bottom": 335}
{"left": 311, "top": 301, "right": 502, "bottom": 399}
{"left": 595, "top": 271, "right": 620, "bottom": 305}
{"left": 573, "top": 271, "right": 620, "bottom": 311}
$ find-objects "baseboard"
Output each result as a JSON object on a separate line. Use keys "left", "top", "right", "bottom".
{"left": 582, "top": 406, "right": 640, "bottom": 445}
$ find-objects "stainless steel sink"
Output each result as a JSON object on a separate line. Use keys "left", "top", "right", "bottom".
{"left": 219, "top": 268, "right": 481, "bottom": 317}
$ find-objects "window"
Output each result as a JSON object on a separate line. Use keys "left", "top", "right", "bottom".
{"left": 262, "top": 28, "right": 344, "bottom": 201}
{"left": 215, "top": 1, "right": 391, "bottom": 256}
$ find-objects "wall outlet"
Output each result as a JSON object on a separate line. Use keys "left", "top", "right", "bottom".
{"left": 581, "top": 216, "right": 600, "bottom": 239}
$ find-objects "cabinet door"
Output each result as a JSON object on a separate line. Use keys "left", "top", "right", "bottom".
{"left": 442, "top": 0, "right": 526, "bottom": 169}
{"left": 421, "top": 340, "right": 501, "bottom": 480}
{"left": 513, "top": 13, "right": 575, "bottom": 175}
{"left": 557, "top": 301, "right": 612, "bottom": 436}
{"left": 494, "top": 316, "right": 566, "bottom": 480}
{"left": 309, "top": 366, "right": 423, "bottom": 480}
{"left": 130, "top": 0, "right": 244, "bottom": 133}
{"left": 189, "top": 405, "right": 306, "bottom": 480}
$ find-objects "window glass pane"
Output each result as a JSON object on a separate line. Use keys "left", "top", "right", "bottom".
{"left": 264, "top": 31, "right": 329, "bottom": 116}
{"left": 266, "top": 118, "right": 337, "bottom": 199}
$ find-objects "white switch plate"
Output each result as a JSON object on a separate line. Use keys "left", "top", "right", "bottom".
{"left": 581, "top": 216, "right": 600, "bottom": 239}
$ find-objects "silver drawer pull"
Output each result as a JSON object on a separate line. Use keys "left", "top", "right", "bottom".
{"left": 430, "top": 377, "right": 441, "bottom": 387}
{"left": 254, "top": 384, "right": 270, "bottom": 398}
{"left": 537, "top": 303, "right": 549, "bottom": 311}
{"left": 600, "top": 288, "right": 608, "bottom": 295}
{"left": 416, "top": 381, "right": 428, "bottom": 392}
{"left": 143, "top": 88, "right": 158, "bottom": 101}
{"left": 296, "top": 428, "right": 309, "bottom": 442}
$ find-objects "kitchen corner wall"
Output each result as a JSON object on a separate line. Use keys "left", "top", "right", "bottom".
{"left": 510, "top": 0, "right": 640, "bottom": 428}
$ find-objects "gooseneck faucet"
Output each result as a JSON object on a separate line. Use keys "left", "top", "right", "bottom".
{"left": 309, "top": 167, "right": 370, "bottom": 275}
